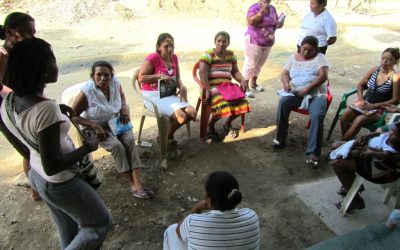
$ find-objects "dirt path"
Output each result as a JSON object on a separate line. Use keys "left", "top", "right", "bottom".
{"left": 0, "top": 1, "right": 399, "bottom": 249}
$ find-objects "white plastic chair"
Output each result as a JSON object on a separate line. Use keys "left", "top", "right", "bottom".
{"left": 131, "top": 69, "right": 190, "bottom": 165}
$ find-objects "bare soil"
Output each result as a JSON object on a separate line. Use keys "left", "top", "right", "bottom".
{"left": 0, "top": 1, "right": 399, "bottom": 249}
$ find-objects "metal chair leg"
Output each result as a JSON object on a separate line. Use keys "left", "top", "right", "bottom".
{"left": 326, "top": 106, "right": 342, "bottom": 141}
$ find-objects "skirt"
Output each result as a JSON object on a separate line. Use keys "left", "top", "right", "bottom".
{"left": 210, "top": 85, "right": 251, "bottom": 118}
{"left": 142, "top": 90, "right": 190, "bottom": 117}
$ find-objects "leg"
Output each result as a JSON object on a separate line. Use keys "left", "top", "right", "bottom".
{"left": 250, "top": 46, "right": 271, "bottom": 89}
{"left": 29, "top": 169, "right": 112, "bottom": 249}
{"left": 22, "top": 158, "right": 41, "bottom": 201}
{"left": 275, "top": 96, "right": 303, "bottom": 144}
{"left": 306, "top": 95, "right": 327, "bottom": 158}
{"left": 340, "top": 108, "right": 359, "bottom": 139}
{"left": 163, "top": 224, "right": 187, "bottom": 250}
{"left": 342, "top": 112, "right": 380, "bottom": 141}
{"left": 242, "top": 40, "right": 264, "bottom": 93}
{"left": 169, "top": 109, "right": 189, "bottom": 139}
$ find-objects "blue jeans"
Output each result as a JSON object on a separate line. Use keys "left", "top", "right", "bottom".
{"left": 275, "top": 95, "right": 327, "bottom": 157}
{"left": 29, "top": 169, "right": 112, "bottom": 250}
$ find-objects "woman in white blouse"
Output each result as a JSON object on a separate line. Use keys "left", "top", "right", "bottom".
{"left": 274, "top": 35, "right": 329, "bottom": 168}
{"left": 297, "top": 0, "right": 337, "bottom": 54}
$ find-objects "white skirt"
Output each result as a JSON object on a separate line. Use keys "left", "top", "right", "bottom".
{"left": 142, "top": 90, "right": 190, "bottom": 117}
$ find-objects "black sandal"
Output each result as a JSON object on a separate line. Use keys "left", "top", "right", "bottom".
{"left": 207, "top": 130, "right": 222, "bottom": 142}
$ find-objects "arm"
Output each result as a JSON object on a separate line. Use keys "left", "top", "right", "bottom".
{"left": 71, "top": 91, "right": 107, "bottom": 141}
{"left": 138, "top": 60, "right": 169, "bottom": 84}
{"left": 366, "top": 74, "right": 400, "bottom": 110}
{"left": 247, "top": 3, "right": 268, "bottom": 26}
{"left": 119, "top": 85, "right": 130, "bottom": 124}
{"left": 199, "top": 61, "right": 211, "bottom": 104}
{"left": 175, "top": 60, "right": 188, "bottom": 102}
{"left": 297, "top": 65, "right": 328, "bottom": 97}
{"left": 231, "top": 62, "right": 248, "bottom": 92}
{"left": 281, "top": 69, "right": 292, "bottom": 92}
{"left": 354, "top": 66, "right": 377, "bottom": 106}
{"left": 176, "top": 198, "right": 210, "bottom": 240}
{"left": 0, "top": 49, "right": 8, "bottom": 85}
{"left": 38, "top": 122, "right": 97, "bottom": 176}
{"left": 327, "top": 36, "right": 337, "bottom": 45}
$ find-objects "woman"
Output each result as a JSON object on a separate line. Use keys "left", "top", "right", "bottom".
{"left": 1, "top": 38, "right": 111, "bottom": 249}
{"left": 297, "top": 0, "right": 336, "bottom": 54}
{"left": 163, "top": 171, "right": 260, "bottom": 250}
{"left": 330, "top": 123, "right": 400, "bottom": 211}
{"left": 72, "top": 61, "right": 152, "bottom": 199}
{"left": 138, "top": 33, "right": 196, "bottom": 148}
{"left": 243, "top": 0, "right": 284, "bottom": 98}
{"left": 340, "top": 48, "right": 400, "bottom": 141}
{"left": 274, "top": 35, "right": 329, "bottom": 168}
{"left": 200, "top": 31, "right": 251, "bottom": 141}
{"left": 0, "top": 12, "right": 40, "bottom": 200}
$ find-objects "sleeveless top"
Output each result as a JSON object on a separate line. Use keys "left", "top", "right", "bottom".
{"left": 364, "top": 67, "right": 395, "bottom": 104}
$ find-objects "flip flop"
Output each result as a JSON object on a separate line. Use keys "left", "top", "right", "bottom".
{"left": 251, "top": 85, "right": 264, "bottom": 92}
{"left": 223, "top": 124, "right": 239, "bottom": 139}
{"left": 143, "top": 186, "right": 154, "bottom": 195}
{"left": 132, "top": 190, "right": 150, "bottom": 199}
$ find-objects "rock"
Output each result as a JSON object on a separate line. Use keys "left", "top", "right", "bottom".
{"left": 14, "top": 173, "right": 30, "bottom": 188}
{"left": 10, "top": 220, "right": 17, "bottom": 225}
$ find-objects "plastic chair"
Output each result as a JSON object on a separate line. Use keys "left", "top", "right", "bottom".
{"left": 340, "top": 174, "right": 400, "bottom": 216}
{"left": 131, "top": 69, "right": 190, "bottom": 162}
{"left": 326, "top": 89, "right": 387, "bottom": 141}
{"left": 292, "top": 80, "right": 333, "bottom": 128}
{"left": 193, "top": 61, "right": 245, "bottom": 139}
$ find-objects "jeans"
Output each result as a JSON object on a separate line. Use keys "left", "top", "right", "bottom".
{"left": 275, "top": 95, "right": 327, "bottom": 157}
{"left": 29, "top": 169, "right": 112, "bottom": 250}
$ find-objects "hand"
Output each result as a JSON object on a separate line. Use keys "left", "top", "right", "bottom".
{"left": 353, "top": 100, "right": 366, "bottom": 109}
{"left": 191, "top": 199, "right": 210, "bottom": 214}
{"left": 353, "top": 136, "right": 368, "bottom": 150}
{"left": 82, "top": 128, "right": 99, "bottom": 152}
{"left": 383, "top": 104, "right": 400, "bottom": 113}
{"left": 0, "top": 47, "right": 8, "bottom": 55}
{"left": 93, "top": 124, "right": 107, "bottom": 141}
{"left": 179, "top": 85, "right": 188, "bottom": 102}
{"left": 283, "top": 83, "right": 292, "bottom": 92}
{"left": 296, "top": 87, "right": 309, "bottom": 97}
{"left": 240, "top": 79, "right": 248, "bottom": 92}
{"left": 160, "top": 74, "right": 173, "bottom": 86}
{"left": 119, "top": 106, "right": 130, "bottom": 124}
{"left": 59, "top": 104, "right": 76, "bottom": 119}
{"left": 259, "top": 1, "right": 268, "bottom": 14}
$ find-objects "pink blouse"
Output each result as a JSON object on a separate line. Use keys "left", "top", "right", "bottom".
{"left": 141, "top": 52, "right": 178, "bottom": 91}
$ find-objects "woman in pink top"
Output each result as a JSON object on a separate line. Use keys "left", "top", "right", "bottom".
{"left": 243, "top": 0, "right": 284, "bottom": 98}
{"left": 138, "top": 33, "right": 196, "bottom": 147}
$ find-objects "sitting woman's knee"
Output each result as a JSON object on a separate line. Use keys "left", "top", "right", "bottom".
{"left": 174, "top": 111, "right": 187, "bottom": 124}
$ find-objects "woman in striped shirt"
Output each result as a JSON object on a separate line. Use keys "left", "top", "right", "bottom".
{"left": 340, "top": 48, "right": 400, "bottom": 141}
{"left": 199, "top": 31, "right": 251, "bottom": 141}
{"left": 163, "top": 171, "right": 260, "bottom": 250}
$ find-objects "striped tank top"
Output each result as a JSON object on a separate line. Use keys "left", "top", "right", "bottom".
{"left": 364, "top": 66, "right": 395, "bottom": 104}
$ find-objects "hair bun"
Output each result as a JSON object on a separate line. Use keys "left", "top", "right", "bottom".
{"left": 227, "top": 189, "right": 240, "bottom": 200}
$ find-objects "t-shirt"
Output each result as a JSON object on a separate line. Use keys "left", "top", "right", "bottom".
{"left": 245, "top": 3, "right": 279, "bottom": 47}
{"left": 81, "top": 77, "right": 122, "bottom": 126}
{"left": 297, "top": 10, "right": 336, "bottom": 47}
{"left": 199, "top": 49, "right": 237, "bottom": 86}
{"left": 1, "top": 98, "right": 76, "bottom": 182}
{"left": 141, "top": 52, "right": 178, "bottom": 91}
{"left": 284, "top": 53, "right": 329, "bottom": 95}
{"left": 179, "top": 208, "right": 260, "bottom": 250}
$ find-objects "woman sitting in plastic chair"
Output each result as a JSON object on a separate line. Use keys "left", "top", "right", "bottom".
{"left": 199, "top": 31, "right": 251, "bottom": 142}
{"left": 330, "top": 122, "right": 400, "bottom": 212}
{"left": 273, "top": 35, "right": 329, "bottom": 168}
{"left": 340, "top": 47, "right": 400, "bottom": 141}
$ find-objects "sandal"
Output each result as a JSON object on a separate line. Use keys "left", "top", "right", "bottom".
{"left": 306, "top": 154, "right": 320, "bottom": 169}
{"left": 207, "top": 130, "right": 222, "bottom": 142}
{"left": 335, "top": 199, "right": 365, "bottom": 212}
{"left": 223, "top": 124, "right": 239, "bottom": 139}
{"left": 132, "top": 190, "right": 150, "bottom": 199}
{"left": 143, "top": 186, "right": 155, "bottom": 196}
{"left": 250, "top": 85, "right": 264, "bottom": 92}
{"left": 245, "top": 91, "right": 255, "bottom": 98}
{"left": 337, "top": 185, "right": 365, "bottom": 196}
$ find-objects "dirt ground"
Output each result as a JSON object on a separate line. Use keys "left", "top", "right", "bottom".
{"left": 0, "top": 1, "right": 399, "bottom": 249}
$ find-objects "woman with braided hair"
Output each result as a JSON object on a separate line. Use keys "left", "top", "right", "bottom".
{"left": 163, "top": 171, "right": 260, "bottom": 250}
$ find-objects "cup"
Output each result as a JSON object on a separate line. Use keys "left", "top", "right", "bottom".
{"left": 385, "top": 209, "right": 400, "bottom": 230}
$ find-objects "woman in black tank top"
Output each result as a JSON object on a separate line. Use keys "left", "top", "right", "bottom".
{"left": 340, "top": 47, "right": 400, "bottom": 141}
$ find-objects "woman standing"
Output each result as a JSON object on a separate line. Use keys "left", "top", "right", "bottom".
{"left": 0, "top": 12, "right": 40, "bottom": 200}
{"left": 274, "top": 36, "right": 329, "bottom": 168}
{"left": 72, "top": 61, "right": 152, "bottom": 199}
{"left": 243, "top": 0, "right": 284, "bottom": 98}
{"left": 297, "top": 0, "right": 336, "bottom": 54}
{"left": 138, "top": 33, "right": 196, "bottom": 148}
{"left": 1, "top": 38, "right": 111, "bottom": 249}
{"left": 200, "top": 31, "right": 251, "bottom": 141}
